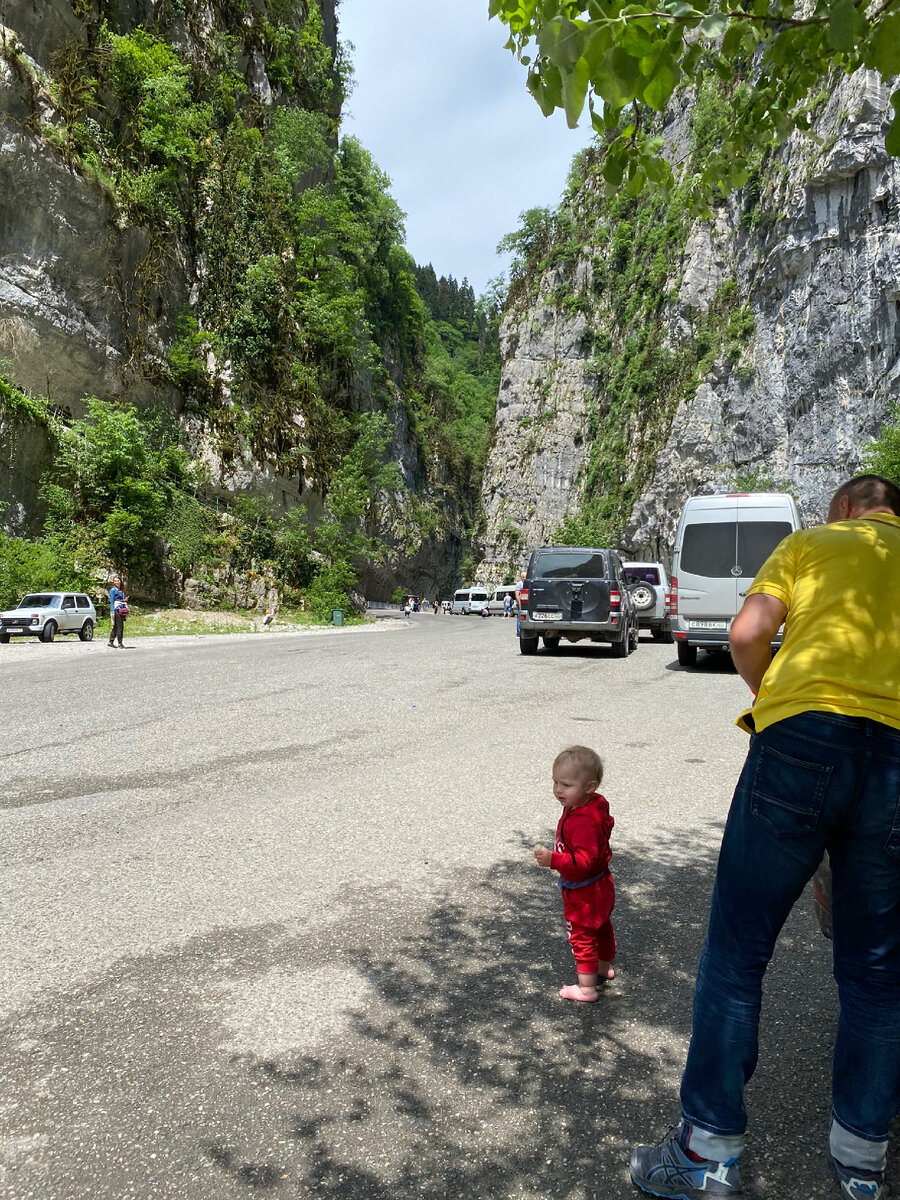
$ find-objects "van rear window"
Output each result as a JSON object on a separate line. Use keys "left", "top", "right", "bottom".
{"left": 681, "top": 524, "right": 736, "bottom": 577}
{"left": 739, "top": 522, "right": 793, "bottom": 576}
{"left": 533, "top": 551, "right": 607, "bottom": 578}
{"left": 681, "top": 521, "right": 794, "bottom": 578}
{"left": 625, "top": 567, "right": 660, "bottom": 585}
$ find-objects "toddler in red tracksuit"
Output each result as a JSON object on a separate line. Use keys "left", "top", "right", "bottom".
{"left": 534, "top": 745, "right": 616, "bottom": 1003}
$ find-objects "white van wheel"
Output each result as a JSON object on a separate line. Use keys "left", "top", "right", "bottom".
{"left": 677, "top": 642, "right": 697, "bottom": 667}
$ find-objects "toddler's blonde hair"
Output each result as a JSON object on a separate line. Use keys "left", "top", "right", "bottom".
{"left": 553, "top": 745, "right": 603, "bottom": 785}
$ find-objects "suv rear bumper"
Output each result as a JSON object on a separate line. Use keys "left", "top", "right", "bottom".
{"left": 520, "top": 619, "right": 624, "bottom": 639}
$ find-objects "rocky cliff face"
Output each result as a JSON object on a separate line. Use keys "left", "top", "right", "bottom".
{"left": 480, "top": 71, "right": 900, "bottom": 579}
{"left": 0, "top": 1, "right": 472, "bottom": 599}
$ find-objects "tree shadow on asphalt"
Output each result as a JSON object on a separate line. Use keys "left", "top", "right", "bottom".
{"left": 0, "top": 826, "right": 863, "bottom": 1200}
{"left": 211, "top": 828, "right": 843, "bottom": 1200}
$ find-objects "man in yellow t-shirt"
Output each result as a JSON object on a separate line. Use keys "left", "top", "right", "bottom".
{"left": 631, "top": 475, "right": 900, "bottom": 1200}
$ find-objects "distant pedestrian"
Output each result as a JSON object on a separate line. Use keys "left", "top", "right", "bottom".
{"left": 503, "top": 594, "right": 512, "bottom": 618}
{"left": 534, "top": 745, "right": 615, "bottom": 1002}
{"left": 403, "top": 601, "right": 411, "bottom": 618}
{"left": 422, "top": 598, "right": 430, "bottom": 612}
{"left": 108, "top": 575, "right": 127, "bottom": 649}
{"left": 262, "top": 607, "right": 275, "bottom": 628}
{"left": 515, "top": 571, "right": 527, "bottom": 633}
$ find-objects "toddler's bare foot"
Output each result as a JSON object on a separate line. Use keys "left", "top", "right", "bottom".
{"left": 599, "top": 964, "right": 615, "bottom": 981}
{"left": 559, "top": 983, "right": 599, "bottom": 1002}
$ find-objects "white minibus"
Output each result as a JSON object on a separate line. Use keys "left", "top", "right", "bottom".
{"left": 451, "top": 587, "right": 490, "bottom": 615}
{"left": 670, "top": 492, "right": 802, "bottom": 666}
{"left": 487, "top": 585, "right": 519, "bottom": 614}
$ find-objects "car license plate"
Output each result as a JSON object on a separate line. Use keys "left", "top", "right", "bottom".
{"left": 689, "top": 620, "right": 728, "bottom": 630}
{"left": 533, "top": 611, "right": 563, "bottom": 621}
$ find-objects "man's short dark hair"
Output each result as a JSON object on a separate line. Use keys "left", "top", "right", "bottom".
{"left": 833, "top": 474, "right": 900, "bottom": 516}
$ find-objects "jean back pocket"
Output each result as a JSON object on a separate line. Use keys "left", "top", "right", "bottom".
{"left": 750, "top": 743, "right": 833, "bottom": 838}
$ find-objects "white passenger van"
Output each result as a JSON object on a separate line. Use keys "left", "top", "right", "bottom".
{"left": 487, "top": 585, "right": 519, "bottom": 614}
{"left": 451, "top": 587, "right": 490, "bottom": 615}
{"left": 670, "top": 492, "right": 802, "bottom": 667}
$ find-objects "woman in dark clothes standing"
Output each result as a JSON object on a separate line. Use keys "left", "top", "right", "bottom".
{"left": 108, "top": 575, "right": 127, "bottom": 648}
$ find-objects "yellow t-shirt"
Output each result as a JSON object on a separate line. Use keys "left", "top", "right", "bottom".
{"left": 736, "top": 513, "right": 900, "bottom": 735}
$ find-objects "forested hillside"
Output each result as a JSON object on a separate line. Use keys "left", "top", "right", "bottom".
{"left": 0, "top": 0, "right": 499, "bottom": 617}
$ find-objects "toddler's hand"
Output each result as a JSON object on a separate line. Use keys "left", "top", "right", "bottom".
{"left": 533, "top": 845, "right": 553, "bottom": 868}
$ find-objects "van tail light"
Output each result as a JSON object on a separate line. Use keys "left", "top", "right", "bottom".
{"left": 669, "top": 576, "right": 679, "bottom": 616}
{"left": 519, "top": 589, "right": 528, "bottom": 604}
{"left": 664, "top": 592, "right": 672, "bottom": 614}
{"left": 609, "top": 590, "right": 621, "bottom": 609}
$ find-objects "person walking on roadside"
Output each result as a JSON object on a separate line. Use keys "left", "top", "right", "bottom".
{"left": 514, "top": 571, "right": 527, "bottom": 634}
{"left": 108, "top": 575, "right": 127, "bottom": 649}
{"left": 630, "top": 475, "right": 900, "bottom": 1200}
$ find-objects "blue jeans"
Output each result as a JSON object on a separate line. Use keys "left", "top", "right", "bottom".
{"left": 681, "top": 712, "right": 900, "bottom": 1162}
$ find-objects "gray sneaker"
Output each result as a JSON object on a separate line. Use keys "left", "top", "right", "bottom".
{"left": 830, "top": 1155, "right": 884, "bottom": 1200}
{"left": 630, "top": 1123, "right": 742, "bottom": 1198}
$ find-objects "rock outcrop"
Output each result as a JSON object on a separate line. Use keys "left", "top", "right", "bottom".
{"left": 479, "top": 71, "right": 900, "bottom": 579}
{"left": 0, "top": 1, "right": 470, "bottom": 599}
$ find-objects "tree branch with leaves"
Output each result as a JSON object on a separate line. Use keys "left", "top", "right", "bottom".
{"left": 489, "top": 0, "right": 900, "bottom": 199}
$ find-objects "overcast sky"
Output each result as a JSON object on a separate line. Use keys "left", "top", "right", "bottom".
{"left": 336, "top": 0, "right": 594, "bottom": 296}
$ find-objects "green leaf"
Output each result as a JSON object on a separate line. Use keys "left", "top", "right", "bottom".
{"left": 620, "top": 21, "right": 658, "bottom": 57}
{"left": 667, "top": 1, "right": 703, "bottom": 16}
{"left": 643, "top": 153, "right": 672, "bottom": 184}
{"left": 583, "top": 21, "right": 615, "bottom": 63}
{"left": 591, "top": 45, "right": 641, "bottom": 106}
{"left": 826, "top": 0, "right": 866, "bottom": 52}
{"left": 543, "top": 62, "right": 563, "bottom": 110}
{"left": 700, "top": 12, "right": 728, "bottom": 38}
{"left": 526, "top": 70, "right": 556, "bottom": 116}
{"left": 642, "top": 51, "right": 679, "bottom": 109}
{"left": 864, "top": 13, "right": 900, "bottom": 76}
{"left": 601, "top": 149, "right": 627, "bottom": 186}
{"left": 537, "top": 16, "right": 584, "bottom": 67}
{"left": 625, "top": 166, "right": 646, "bottom": 195}
{"left": 720, "top": 21, "right": 745, "bottom": 56}
{"left": 562, "top": 56, "right": 591, "bottom": 126}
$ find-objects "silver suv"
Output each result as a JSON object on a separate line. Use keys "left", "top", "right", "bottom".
{"left": 0, "top": 592, "right": 97, "bottom": 643}
{"left": 622, "top": 562, "right": 673, "bottom": 643}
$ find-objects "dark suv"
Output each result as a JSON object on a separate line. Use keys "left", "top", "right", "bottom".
{"left": 517, "top": 547, "right": 639, "bottom": 657}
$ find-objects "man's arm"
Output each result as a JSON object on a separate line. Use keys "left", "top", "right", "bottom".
{"left": 729, "top": 593, "right": 788, "bottom": 693}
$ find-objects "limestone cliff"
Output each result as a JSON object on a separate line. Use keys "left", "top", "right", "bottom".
{"left": 0, "top": 0, "right": 472, "bottom": 600}
{"left": 479, "top": 71, "right": 900, "bottom": 579}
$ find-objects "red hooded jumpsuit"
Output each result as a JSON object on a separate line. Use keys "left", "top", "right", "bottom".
{"left": 549, "top": 793, "right": 616, "bottom": 973}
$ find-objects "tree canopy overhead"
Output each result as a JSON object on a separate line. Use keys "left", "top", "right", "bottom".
{"left": 489, "top": 0, "right": 900, "bottom": 199}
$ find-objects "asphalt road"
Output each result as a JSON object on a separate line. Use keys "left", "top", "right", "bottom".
{"left": 0, "top": 616, "right": 861, "bottom": 1199}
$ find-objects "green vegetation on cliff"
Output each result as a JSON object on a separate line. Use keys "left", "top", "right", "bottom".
{"left": 0, "top": 2, "right": 503, "bottom": 608}
{"left": 500, "top": 107, "right": 757, "bottom": 549}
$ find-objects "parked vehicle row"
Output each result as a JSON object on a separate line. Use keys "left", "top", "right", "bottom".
{"left": 503, "top": 490, "right": 801, "bottom": 664}
{"left": 0, "top": 593, "right": 97, "bottom": 643}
